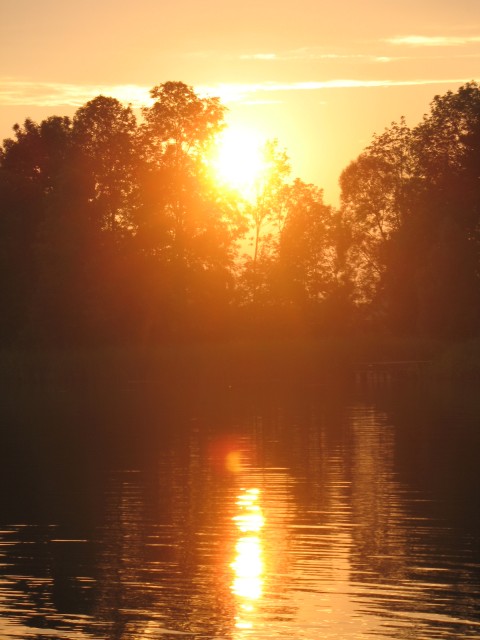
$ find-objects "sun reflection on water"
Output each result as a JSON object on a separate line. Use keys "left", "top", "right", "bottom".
{"left": 231, "top": 488, "right": 265, "bottom": 633}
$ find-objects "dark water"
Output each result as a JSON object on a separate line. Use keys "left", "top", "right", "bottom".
{"left": 0, "top": 379, "right": 479, "bottom": 639}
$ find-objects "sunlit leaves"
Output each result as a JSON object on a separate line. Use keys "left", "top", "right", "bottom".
{"left": 141, "top": 81, "right": 225, "bottom": 167}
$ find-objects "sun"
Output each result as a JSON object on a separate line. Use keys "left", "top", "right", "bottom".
{"left": 210, "top": 126, "right": 267, "bottom": 197}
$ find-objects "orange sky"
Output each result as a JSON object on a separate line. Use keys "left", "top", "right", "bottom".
{"left": 1, "top": 0, "right": 480, "bottom": 203}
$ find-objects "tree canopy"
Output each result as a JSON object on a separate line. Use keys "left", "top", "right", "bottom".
{"left": 1, "top": 80, "right": 479, "bottom": 345}
{"left": 340, "top": 82, "right": 480, "bottom": 337}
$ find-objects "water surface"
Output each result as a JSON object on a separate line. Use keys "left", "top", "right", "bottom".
{"left": 0, "top": 380, "right": 479, "bottom": 639}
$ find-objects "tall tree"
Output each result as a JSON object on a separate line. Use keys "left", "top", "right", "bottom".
{"left": 0, "top": 116, "right": 79, "bottom": 343}
{"left": 72, "top": 96, "right": 138, "bottom": 239}
{"left": 135, "top": 82, "right": 238, "bottom": 338}
{"left": 249, "top": 139, "right": 291, "bottom": 268}
{"left": 340, "top": 83, "right": 480, "bottom": 336}
{"left": 411, "top": 82, "right": 480, "bottom": 335}
{"left": 277, "top": 180, "right": 338, "bottom": 306}
{"left": 339, "top": 117, "right": 416, "bottom": 311}
{"left": 238, "top": 139, "right": 291, "bottom": 307}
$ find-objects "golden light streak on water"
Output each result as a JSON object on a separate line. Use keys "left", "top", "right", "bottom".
{"left": 231, "top": 487, "right": 265, "bottom": 633}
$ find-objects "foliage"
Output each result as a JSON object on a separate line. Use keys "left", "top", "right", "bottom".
{"left": 340, "top": 83, "right": 480, "bottom": 337}
{"left": 73, "top": 96, "right": 138, "bottom": 236}
{"left": 0, "top": 81, "right": 479, "bottom": 346}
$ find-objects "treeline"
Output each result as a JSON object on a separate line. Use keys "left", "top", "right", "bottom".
{"left": 341, "top": 82, "right": 480, "bottom": 339}
{"left": 1, "top": 80, "right": 479, "bottom": 347}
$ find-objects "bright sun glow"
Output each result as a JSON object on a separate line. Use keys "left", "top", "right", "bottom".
{"left": 211, "top": 126, "right": 267, "bottom": 196}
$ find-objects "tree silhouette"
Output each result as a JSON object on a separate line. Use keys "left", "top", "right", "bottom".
{"left": 73, "top": 96, "right": 137, "bottom": 238}
{"left": 1, "top": 80, "right": 479, "bottom": 347}
{"left": 135, "top": 82, "right": 239, "bottom": 339}
{"left": 341, "top": 82, "right": 480, "bottom": 336}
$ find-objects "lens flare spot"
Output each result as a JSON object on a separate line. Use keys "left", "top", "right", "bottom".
{"left": 226, "top": 450, "right": 243, "bottom": 473}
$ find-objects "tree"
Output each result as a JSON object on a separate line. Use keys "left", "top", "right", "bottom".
{"left": 134, "top": 82, "right": 239, "bottom": 338}
{"left": 340, "top": 83, "right": 480, "bottom": 337}
{"left": 411, "top": 82, "right": 480, "bottom": 336}
{"left": 0, "top": 166, "right": 43, "bottom": 342}
{"left": 275, "top": 180, "right": 350, "bottom": 332}
{"left": 141, "top": 81, "right": 225, "bottom": 166}
{"left": 0, "top": 116, "right": 79, "bottom": 343}
{"left": 237, "top": 139, "right": 291, "bottom": 308}
{"left": 276, "top": 180, "right": 335, "bottom": 303}
{"left": 248, "top": 139, "right": 291, "bottom": 267}
{"left": 339, "top": 118, "right": 416, "bottom": 312}
{"left": 72, "top": 96, "right": 138, "bottom": 238}
{"left": 416, "top": 217, "right": 480, "bottom": 337}
{"left": 0, "top": 104, "right": 140, "bottom": 345}
{"left": 1, "top": 116, "right": 73, "bottom": 191}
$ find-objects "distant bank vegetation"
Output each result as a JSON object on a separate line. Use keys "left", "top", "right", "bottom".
{"left": 1, "top": 337, "right": 479, "bottom": 387}
{"left": 1, "top": 81, "right": 480, "bottom": 351}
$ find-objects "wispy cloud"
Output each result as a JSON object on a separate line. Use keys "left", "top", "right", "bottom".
{"left": 0, "top": 79, "right": 151, "bottom": 108}
{"left": 198, "top": 78, "right": 478, "bottom": 102}
{"left": 387, "top": 35, "right": 480, "bottom": 47}
{"left": 0, "top": 77, "right": 477, "bottom": 111}
{"left": 239, "top": 53, "right": 278, "bottom": 60}
{"left": 221, "top": 48, "right": 395, "bottom": 63}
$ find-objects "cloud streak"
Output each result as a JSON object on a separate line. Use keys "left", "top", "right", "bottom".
{"left": 0, "top": 79, "right": 151, "bottom": 108}
{"left": 0, "top": 77, "right": 478, "bottom": 110}
{"left": 190, "top": 48, "right": 396, "bottom": 63}
{"left": 199, "top": 78, "right": 479, "bottom": 102}
{"left": 387, "top": 35, "right": 480, "bottom": 47}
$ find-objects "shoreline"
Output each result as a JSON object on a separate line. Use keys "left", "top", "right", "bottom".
{"left": 1, "top": 336, "right": 478, "bottom": 387}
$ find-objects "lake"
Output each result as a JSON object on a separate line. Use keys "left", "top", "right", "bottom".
{"left": 0, "top": 378, "right": 479, "bottom": 639}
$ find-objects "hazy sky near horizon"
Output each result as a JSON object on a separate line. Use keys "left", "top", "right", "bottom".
{"left": 2, "top": 0, "right": 480, "bottom": 202}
